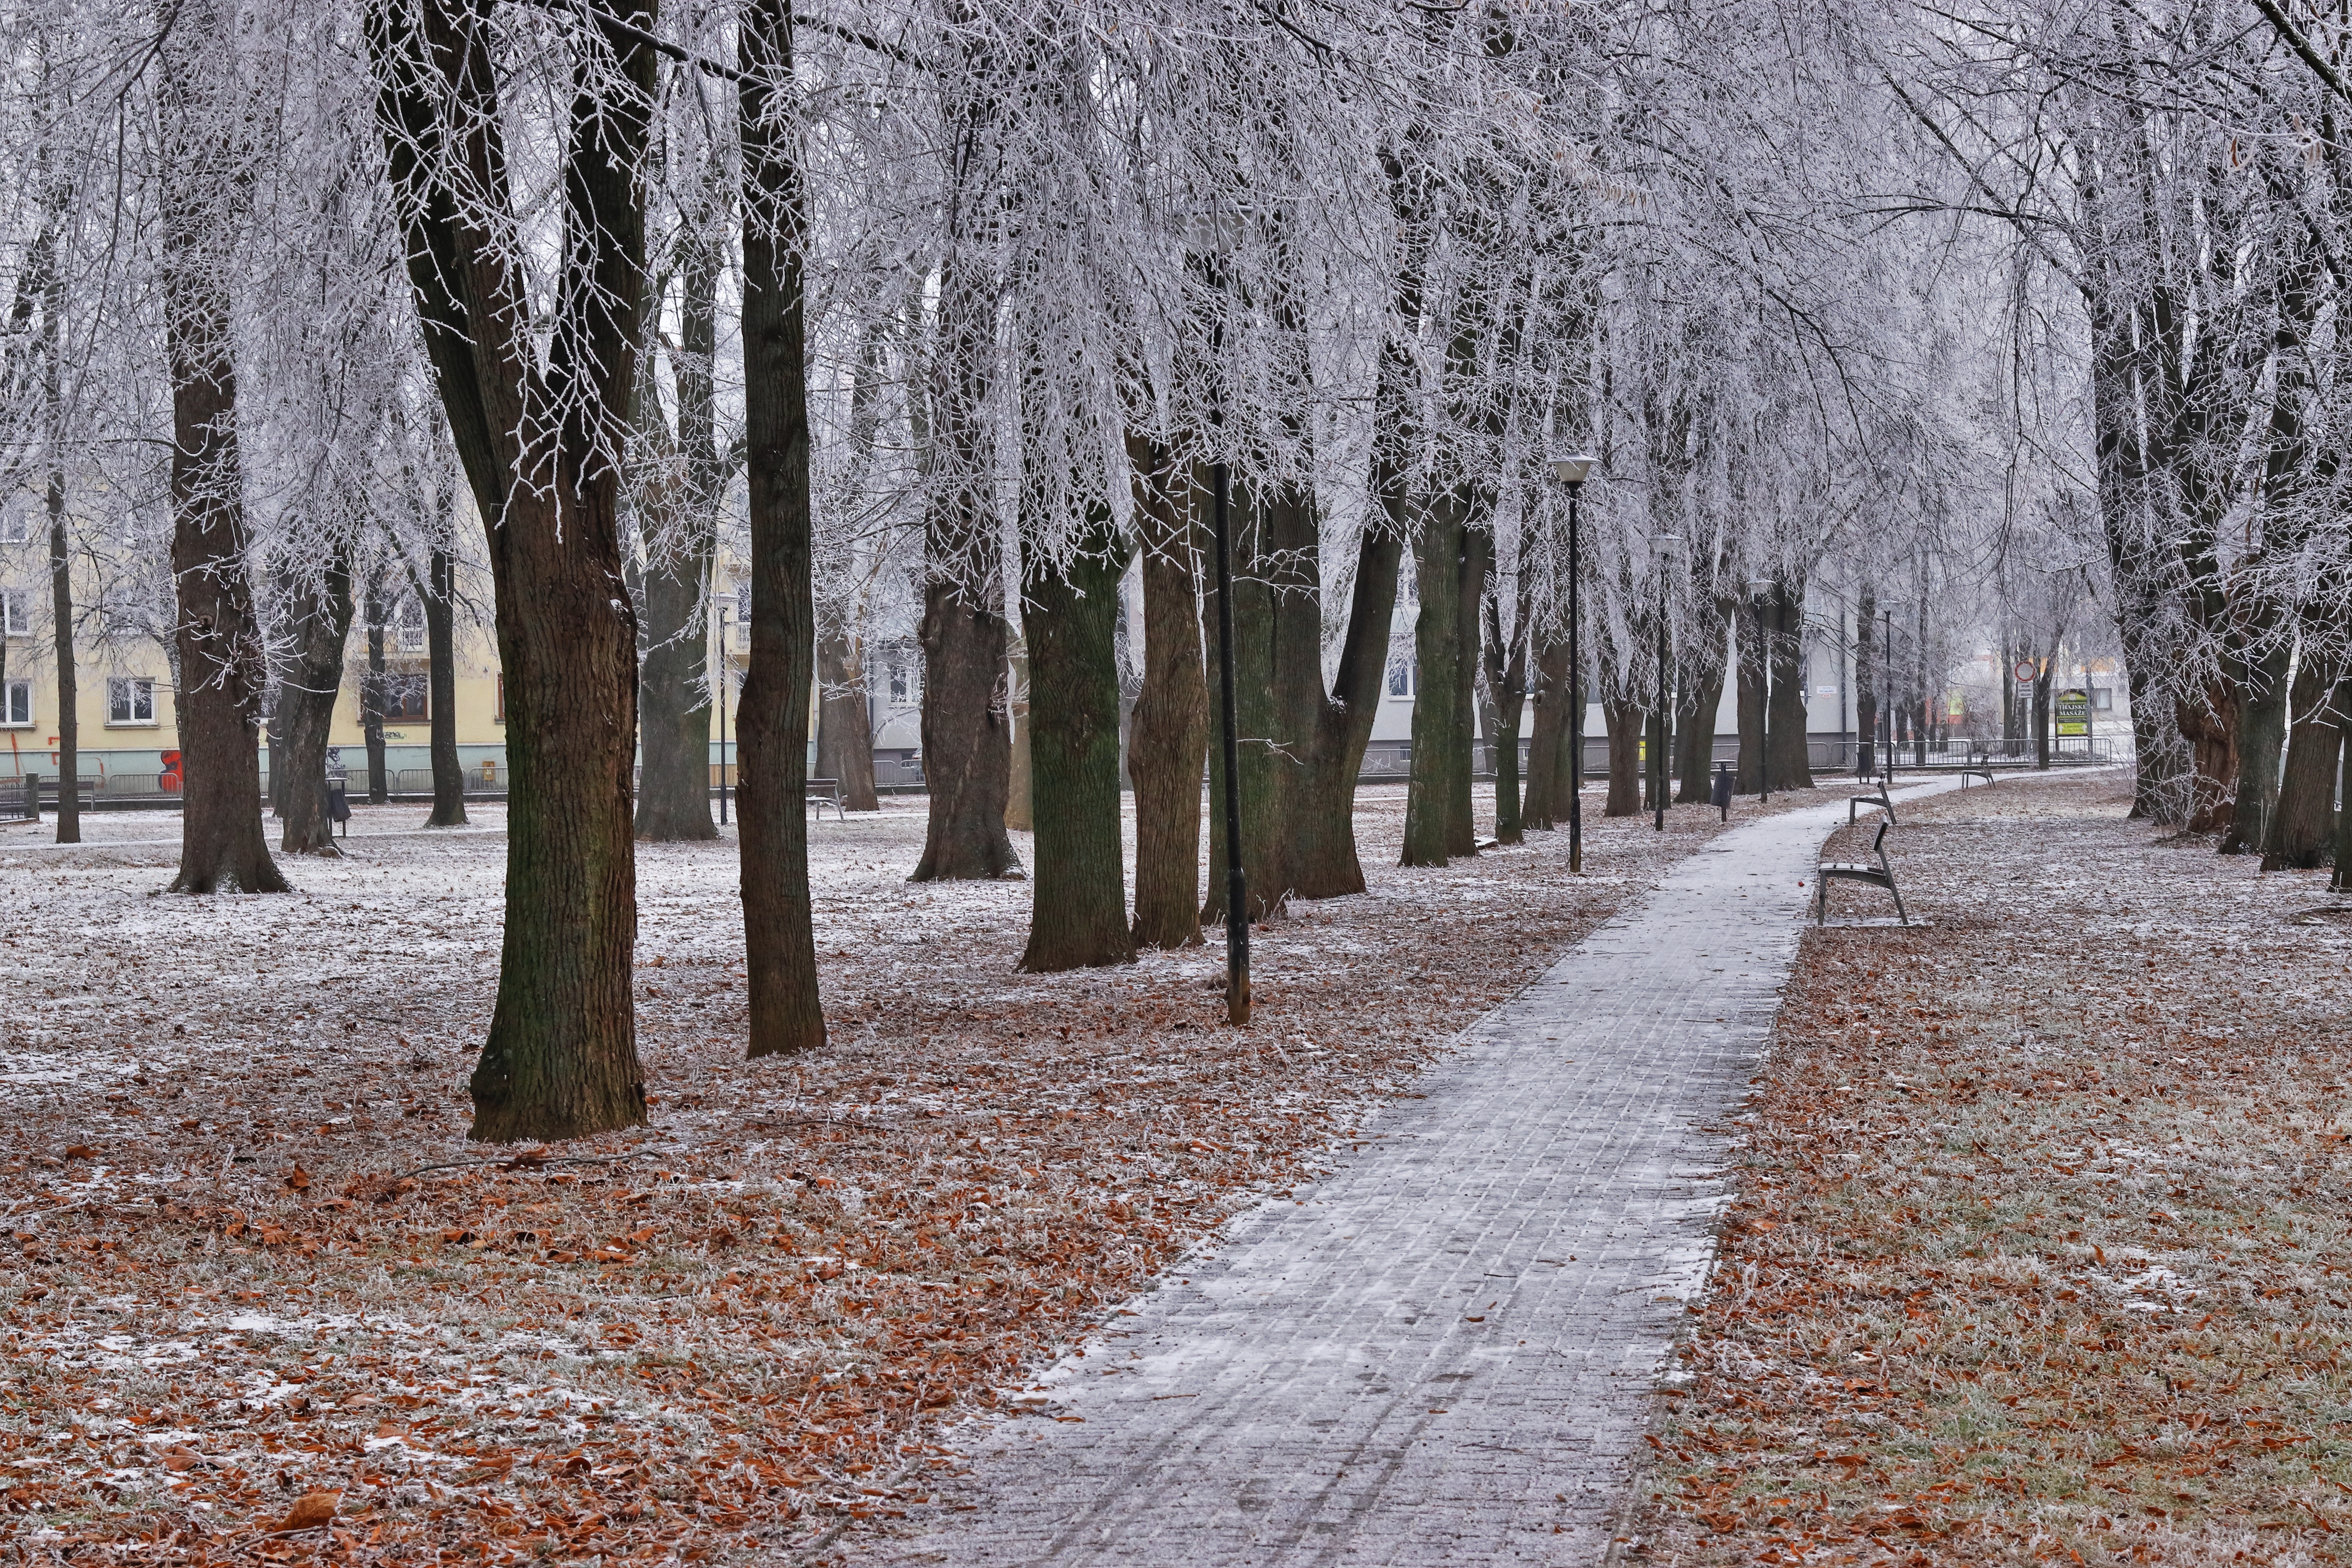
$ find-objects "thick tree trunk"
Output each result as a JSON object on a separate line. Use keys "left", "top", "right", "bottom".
{"left": 1484, "top": 591, "right": 1528, "bottom": 843}
{"left": 814, "top": 631, "right": 878, "bottom": 811}
{"left": 1281, "top": 527, "right": 1402, "bottom": 898}
{"left": 161, "top": 24, "right": 285, "bottom": 897}
{"left": 2176, "top": 683, "right": 2237, "bottom": 833}
{"left": 1127, "top": 437, "right": 1206, "bottom": 949}
{"left": 278, "top": 544, "right": 356, "bottom": 855}
{"left": 911, "top": 243, "right": 1018, "bottom": 880}
{"left": 2223, "top": 636, "right": 2292, "bottom": 854}
{"left": 1522, "top": 635, "right": 1569, "bottom": 831}
{"left": 424, "top": 545, "right": 466, "bottom": 825}
{"left": 1018, "top": 511, "right": 1134, "bottom": 972}
{"left": 738, "top": 0, "right": 826, "bottom": 1057}
{"left": 1768, "top": 587, "right": 1814, "bottom": 789}
{"left": 635, "top": 542, "right": 717, "bottom": 840}
{"left": 2263, "top": 651, "right": 2339, "bottom": 870}
{"left": 47, "top": 466, "right": 75, "bottom": 845}
{"left": 363, "top": 577, "right": 388, "bottom": 804}
{"left": 1403, "top": 501, "right": 1469, "bottom": 867}
{"left": 635, "top": 234, "right": 720, "bottom": 842}
{"left": 1676, "top": 598, "right": 1728, "bottom": 803}
{"left": 373, "top": 0, "right": 652, "bottom": 1138}
{"left": 915, "top": 573, "right": 1018, "bottom": 877}
{"left": 1735, "top": 606, "right": 1765, "bottom": 794}
{"left": 1603, "top": 697, "right": 1643, "bottom": 817}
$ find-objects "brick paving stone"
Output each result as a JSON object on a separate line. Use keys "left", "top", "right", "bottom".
{"left": 857, "top": 782, "right": 1960, "bottom": 1567}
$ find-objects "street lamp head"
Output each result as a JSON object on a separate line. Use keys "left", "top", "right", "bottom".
{"left": 1550, "top": 452, "right": 1596, "bottom": 487}
{"left": 1649, "top": 532, "right": 1681, "bottom": 561}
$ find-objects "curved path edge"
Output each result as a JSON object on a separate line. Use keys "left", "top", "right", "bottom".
{"left": 860, "top": 780, "right": 1965, "bottom": 1567}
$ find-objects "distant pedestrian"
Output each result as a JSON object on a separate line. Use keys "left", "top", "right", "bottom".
{"left": 325, "top": 748, "right": 351, "bottom": 833}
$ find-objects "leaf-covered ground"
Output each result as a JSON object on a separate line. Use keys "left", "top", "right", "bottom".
{"left": 2, "top": 786, "right": 1754, "bottom": 1564}
{"left": 1638, "top": 771, "right": 2352, "bottom": 1567}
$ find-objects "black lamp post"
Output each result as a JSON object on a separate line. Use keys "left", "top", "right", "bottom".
{"left": 1194, "top": 204, "right": 1248, "bottom": 1026}
{"left": 1650, "top": 533, "right": 1679, "bottom": 833}
{"left": 1550, "top": 454, "right": 1595, "bottom": 873}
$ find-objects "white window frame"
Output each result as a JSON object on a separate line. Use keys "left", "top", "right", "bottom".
{"left": 1386, "top": 655, "right": 1414, "bottom": 700}
{"left": 0, "top": 588, "right": 28, "bottom": 637}
{"left": 0, "top": 680, "right": 30, "bottom": 727}
{"left": 0, "top": 502, "right": 30, "bottom": 546}
{"left": 396, "top": 594, "right": 427, "bottom": 652}
{"left": 107, "top": 675, "right": 156, "bottom": 726}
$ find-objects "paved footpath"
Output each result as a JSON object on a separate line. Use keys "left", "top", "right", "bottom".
{"left": 862, "top": 782, "right": 1962, "bottom": 1568}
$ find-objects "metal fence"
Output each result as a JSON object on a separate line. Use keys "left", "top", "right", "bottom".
{"left": 1813, "top": 737, "right": 2119, "bottom": 772}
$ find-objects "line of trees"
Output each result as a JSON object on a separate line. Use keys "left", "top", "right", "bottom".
{"left": 3, "top": 0, "right": 2220, "bottom": 1144}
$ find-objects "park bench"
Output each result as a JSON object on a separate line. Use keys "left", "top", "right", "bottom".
{"left": 1957, "top": 766, "right": 1995, "bottom": 789}
{"left": 806, "top": 777, "right": 846, "bottom": 821}
{"left": 1848, "top": 786, "right": 1896, "bottom": 824}
{"left": 1816, "top": 819, "right": 1908, "bottom": 927}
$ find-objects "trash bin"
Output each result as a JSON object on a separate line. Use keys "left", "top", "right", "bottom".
{"left": 1710, "top": 761, "right": 1733, "bottom": 821}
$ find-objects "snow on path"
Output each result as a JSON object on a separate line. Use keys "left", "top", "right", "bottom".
{"left": 862, "top": 779, "right": 1967, "bottom": 1568}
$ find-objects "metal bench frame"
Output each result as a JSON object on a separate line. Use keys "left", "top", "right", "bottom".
{"left": 1848, "top": 789, "right": 1896, "bottom": 825}
{"left": 1816, "top": 818, "right": 1908, "bottom": 926}
{"left": 806, "top": 777, "right": 846, "bottom": 821}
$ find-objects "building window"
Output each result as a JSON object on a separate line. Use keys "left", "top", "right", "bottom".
{"left": 396, "top": 595, "right": 427, "bottom": 652}
{"left": 1, "top": 680, "right": 29, "bottom": 726}
{"left": 383, "top": 672, "right": 428, "bottom": 722}
{"left": 1386, "top": 656, "right": 1414, "bottom": 699}
{"left": 887, "top": 660, "right": 922, "bottom": 706}
{"left": 108, "top": 676, "right": 156, "bottom": 725}
{"left": 2092, "top": 687, "right": 2113, "bottom": 711}
{"left": 0, "top": 589, "right": 27, "bottom": 637}
{"left": 0, "top": 502, "right": 29, "bottom": 545}
{"left": 731, "top": 583, "right": 751, "bottom": 648}
{"left": 495, "top": 674, "right": 505, "bottom": 723}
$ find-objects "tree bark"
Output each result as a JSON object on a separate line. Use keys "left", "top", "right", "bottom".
{"left": 424, "top": 544, "right": 466, "bottom": 825}
{"left": 161, "top": 16, "right": 286, "bottom": 897}
{"left": 1767, "top": 585, "right": 1814, "bottom": 789}
{"left": 1018, "top": 509, "right": 1134, "bottom": 972}
{"left": 634, "top": 232, "right": 721, "bottom": 842}
{"left": 1483, "top": 587, "right": 1528, "bottom": 843}
{"left": 47, "top": 455, "right": 76, "bottom": 846}
{"left": 2223, "top": 633, "right": 2292, "bottom": 855}
{"left": 911, "top": 246, "right": 1019, "bottom": 880}
{"left": 2263, "top": 650, "right": 2340, "bottom": 870}
{"left": 1735, "top": 602, "right": 1765, "bottom": 794}
{"left": 372, "top": 0, "right": 651, "bottom": 1137}
{"left": 737, "top": 0, "right": 826, "bottom": 1057}
{"left": 278, "top": 542, "right": 356, "bottom": 855}
{"left": 1127, "top": 436, "right": 1206, "bottom": 949}
{"left": 1403, "top": 501, "right": 1469, "bottom": 867}
{"left": 814, "top": 631, "right": 877, "bottom": 810}
{"left": 1522, "top": 635, "right": 1569, "bottom": 830}
{"left": 1676, "top": 596, "right": 1729, "bottom": 803}
{"left": 34, "top": 186, "right": 76, "bottom": 846}
{"left": 1603, "top": 697, "right": 1643, "bottom": 817}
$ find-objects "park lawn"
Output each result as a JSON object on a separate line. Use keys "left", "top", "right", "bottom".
{"left": 1640, "top": 772, "right": 2352, "bottom": 1566}
{"left": 0, "top": 787, "right": 1743, "bottom": 1564}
